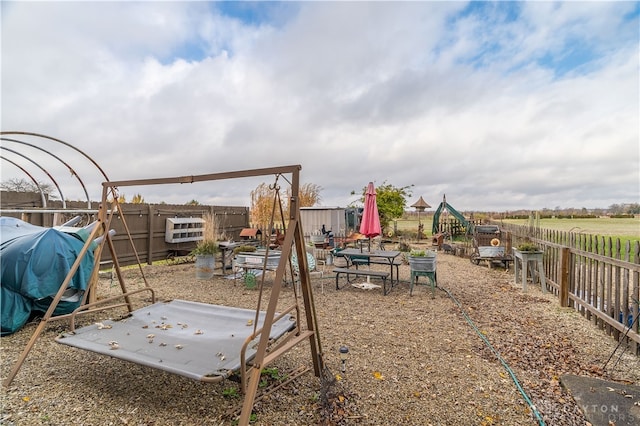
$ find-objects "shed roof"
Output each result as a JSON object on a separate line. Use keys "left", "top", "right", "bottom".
{"left": 239, "top": 228, "right": 262, "bottom": 238}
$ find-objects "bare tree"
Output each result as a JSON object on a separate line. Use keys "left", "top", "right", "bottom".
{"left": 0, "top": 178, "right": 58, "bottom": 200}
{"left": 250, "top": 183, "right": 283, "bottom": 229}
{"left": 251, "top": 181, "right": 323, "bottom": 230}
{"left": 288, "top": 183, "right": 322, "bottom": 208}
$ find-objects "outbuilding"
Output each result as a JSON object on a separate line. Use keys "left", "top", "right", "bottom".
{"left": 300, "top": 206, "right": 361, "bottom": 241}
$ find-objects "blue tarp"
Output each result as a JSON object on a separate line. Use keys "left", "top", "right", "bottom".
{"left": 1, "top": 217, "right": 95, "bottom": 335}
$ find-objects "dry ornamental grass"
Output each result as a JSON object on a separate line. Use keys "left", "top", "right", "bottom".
{"left": 1, "top": 248, "right": 639, "bottom": 425}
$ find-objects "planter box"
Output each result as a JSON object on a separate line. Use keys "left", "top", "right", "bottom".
{"left": 409, "top": 256, "right": 436, "bottom": 272}
{"left": 235, "top": 250, "right": 281, "bottom": 269}
{"left": 512, "top": 248, "right": 546, "bottom": 292}
{"left": 512, "top": 249, "right": 544, "bottom": 259}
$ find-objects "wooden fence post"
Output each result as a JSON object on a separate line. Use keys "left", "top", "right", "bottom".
{"left": 147, "top": 204, "right": 154, "bottom": 265}
{"left": 560, "top": 247, "right": 570, "bottom": 307}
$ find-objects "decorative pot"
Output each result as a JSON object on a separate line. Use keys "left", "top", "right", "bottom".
{"left": 409, "top": 256, "right": 436, "bottom": 272}
{"left": 326, "top": 253, "right": 333, "bottom": 265}
{"left": 195, "top": 254, "right": 215, "bottom": 279}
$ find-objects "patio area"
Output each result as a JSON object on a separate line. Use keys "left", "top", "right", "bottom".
{"left": 2, "top": 248, "right": 639, "bottom": 425}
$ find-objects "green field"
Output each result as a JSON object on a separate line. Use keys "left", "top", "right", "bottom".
{"left": 499, "top": 217, "right": 640, "bottom": 240}
{"left": 393, "top": 216, "right": 639, "bottom": 241}
{"left": 394, "top": 217, "right": 434, "bottom": 232}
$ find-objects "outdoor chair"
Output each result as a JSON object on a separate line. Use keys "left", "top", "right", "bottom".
{"left": 292, "top": 250, "right": 325, "bottom": 293}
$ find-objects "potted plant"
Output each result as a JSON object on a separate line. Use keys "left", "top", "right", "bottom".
{"left": 512, "top": 241, "right": 545, "bottom": 291}
{"left": 232, "top": 245, "right": 257, "bottom": 255}
{"left": 191, "top": 240, "right": 220, "bottom": 256}
{"left": 191, "top": 213, "right": 220, "bottom": 279}
{"left": 516, "top": 242, "right": 540, "bottom": 252}
{"left": 513, "top": 241, "right": 543, "bottom": 265}
{"left": 408, "top": 249, "right": 437, "bottom": 272}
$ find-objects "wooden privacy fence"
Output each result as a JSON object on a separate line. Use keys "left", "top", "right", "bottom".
{"left": 496, "top": 222, "right": 640, "bottom": 354}
{"left": 0, "top": 198, "right": 250, "bottom": 267}
{"left": 101, "top": 204, "right": 250, "bottom": 267}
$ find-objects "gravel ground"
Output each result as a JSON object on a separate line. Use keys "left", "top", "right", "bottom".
{"left": 2, "top": 247, "right": 639, "bottom": 425}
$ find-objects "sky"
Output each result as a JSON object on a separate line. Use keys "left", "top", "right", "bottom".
{"left": 1, "top": 1, "right": 639, "bottom": 212}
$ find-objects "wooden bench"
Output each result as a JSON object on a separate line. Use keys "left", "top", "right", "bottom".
{"left": 333, "top": 267, "right": 391, "bottom": 295}
{"left": 352, "top": 257, "right": 403, "bottom": 284}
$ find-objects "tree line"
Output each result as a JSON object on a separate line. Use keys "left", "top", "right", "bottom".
{"left": 2, "top": 178, "right": 636, "bottom": 233}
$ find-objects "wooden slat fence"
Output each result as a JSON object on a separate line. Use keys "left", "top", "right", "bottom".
{"left": 0, "top": 200, "right": 251, "bottom": 268}
{"left": 99, "top": 204, "right": 250, "bottom": 267}
{"left": 495, "top": 222, "right": 640, "bottom": 354}
{"left": 435, "top": 218, "right": 483, "bottom": 236}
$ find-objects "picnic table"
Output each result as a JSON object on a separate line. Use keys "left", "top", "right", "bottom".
{"left": 334, "top": 248, "right": 402, "bottom": 295}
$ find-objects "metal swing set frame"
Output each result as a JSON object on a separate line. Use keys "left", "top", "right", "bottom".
{"left": 2, "top": 164, "right": 324, "bottom": 426}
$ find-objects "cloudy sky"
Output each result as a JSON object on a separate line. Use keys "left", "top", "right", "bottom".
{"left": 1, "top": 1, "right": 638, "bottom": 212}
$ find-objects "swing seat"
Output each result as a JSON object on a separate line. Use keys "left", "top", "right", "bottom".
{"left": 4, "top": 165, "right": 323, "bottom": 426}
{"left": 56, "top": 299, "right": 296, "bottom": 381}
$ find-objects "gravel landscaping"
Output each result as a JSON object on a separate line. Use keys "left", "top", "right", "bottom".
{"left": 2, "top": 248, "right": 639, "bottom": 425}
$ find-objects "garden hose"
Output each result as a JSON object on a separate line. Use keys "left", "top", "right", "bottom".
{"left": 439, "top": 285, "right": 546, "bottom": 426}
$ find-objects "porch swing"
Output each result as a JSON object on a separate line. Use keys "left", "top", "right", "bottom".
{"left": 2, "top": 165, "right": 324, "bottom": 426}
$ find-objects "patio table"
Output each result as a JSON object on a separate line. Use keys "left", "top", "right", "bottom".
{"left": 337, "top": 248, "right": 402, "bottom": 287}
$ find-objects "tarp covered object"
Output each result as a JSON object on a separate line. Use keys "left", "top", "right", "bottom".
{"left": 1, "top": 217, "right": 95, "bottom": 335}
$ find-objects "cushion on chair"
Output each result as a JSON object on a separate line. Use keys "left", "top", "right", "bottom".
{"left": 291, "top": 252, "right": 316, "bottom": 273}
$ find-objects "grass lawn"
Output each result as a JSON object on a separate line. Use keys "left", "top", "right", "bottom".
{"left": 391, "top": 216, "right": 639, "bottom": 245}
{"left": 499, "top": 217, "right": 639, "bottom": 241}
{"left": 393, "top": 217, "right": 435, "bottom": 235}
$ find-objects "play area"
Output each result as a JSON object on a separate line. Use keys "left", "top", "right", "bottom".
{"left": 2, "top": 163, "right": 324, "bottom": 425}
{"left": 2, "top": 133, "right": 639, "bottom": 425}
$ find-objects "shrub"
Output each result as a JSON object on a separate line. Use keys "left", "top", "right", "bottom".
{"left": 409, "top": 249, "right": 436, "bottom": 257}
{"left": 233, "top": 245, "right": 257, "bottom": 254}
{"left": 190, "top": 240, "right": 219, "bottom": 255}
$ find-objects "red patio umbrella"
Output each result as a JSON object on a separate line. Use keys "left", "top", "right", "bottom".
{"left": 360, "top": 182, "right": 381, "bottom": 238}
{"left": 356, "top": 182, "right": 381, "bottom": 285}
{"left": 359, "top": 182, "right": 382, "bottom": 248}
